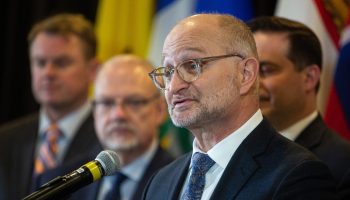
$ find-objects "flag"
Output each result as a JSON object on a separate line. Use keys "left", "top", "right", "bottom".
{"left": 147, "top": 0, "right": 194, "bottom": 67}
{"left": 147, "top": 0, "right": 254, "bottom": 156}
{"left": 95, "top": 0, "right": 155, "bottom": 62}
{"left": 148, "top": 0, "right": 254, "bottom": 66}
{"left": 275, "top": 0, "right": 350, "bottom": 138}
{"left": 325, "top": 12, "right": 350, "bottom": 139}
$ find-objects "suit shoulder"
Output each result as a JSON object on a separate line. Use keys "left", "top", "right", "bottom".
{"left": 156, "top": 146, "right": 175, "bottom": 164}
{"left": 0, "top": 113, "right": 38, "bottom": 138}
{"left": 154, "top": 152, "right": 190, "bottom": 177}
{"left": 249, "top": 119, "right": 319, "bottom": 164}
{"left": 322, "top": 128, "right": 350, "bottom": 153}
{"left": 298, "top": 115, "right": 350, "bottom": 155}
{"left": 271, "top": 132, "right": 319, "bottom": 163}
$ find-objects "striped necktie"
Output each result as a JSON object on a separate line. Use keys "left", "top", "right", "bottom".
{"left": 181, "top": 152, "right": 215, "bottom": 200}
{"left": 34, "top": 123, "right": 62, "bottom": 175}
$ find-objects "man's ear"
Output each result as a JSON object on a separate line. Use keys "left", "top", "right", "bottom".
{"left": 239, "top": 57, "right": 259, "bottom": 95}
{"left": 88, "top": 58, "right": 101, "bottom": 99}
{"left": 303, "top": 64, "right": 320, "bottom": 93}
{"left": 88, "top": 57, "right": 101, "bottom": 83}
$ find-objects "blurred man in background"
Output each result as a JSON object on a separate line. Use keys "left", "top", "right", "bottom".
{"left": 0, "top": 13, "right": 100, "bottom": 199}
{"left": 248, "top": 16, "right": 350, "bottom": 198}
{"left": 70, "top": 54, "right": 173, "bottom": 200}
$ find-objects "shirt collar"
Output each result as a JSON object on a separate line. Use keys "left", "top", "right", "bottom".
{"left": 39, "top": 100, "right": 92, "bottom": 140}
{"left": 121, "top": 138, "right": 158, "bottom": 182}
{"left": 192, "top": 109, "right": 263, "bottom": 169}
{"left": 280, "top": 111, "right": 318, "bottom": 141}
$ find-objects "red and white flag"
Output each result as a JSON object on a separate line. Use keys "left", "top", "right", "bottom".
{"left": 276, "top": 0, "right": 350, "bottom": 139}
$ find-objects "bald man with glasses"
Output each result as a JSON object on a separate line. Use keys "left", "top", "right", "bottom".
{"left": 143, "top": 13, "right": 338, "bottom": 200}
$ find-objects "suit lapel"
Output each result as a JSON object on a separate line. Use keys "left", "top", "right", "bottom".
{"left": 13, "top": 116, "right": 38, "bottom": 197}
{"left": 63, "top": 114, "right": 100, "bottom": 162}
{"left": 84, "top": 181, "right": 101, "bottom": 200}
{"left": 168, "top": 153, "right": 192, "bottom": 200}
{"left": 210, "top": 119, "right": 275, "bottom": 200}
{"left": 132, "top": 146, "right": 173, "bottom": 200}
{"left": 72, "top": 178, "right": 101, "bottom": 200}
{"left": 295, "top": 114, "right": 325, "bottom": 150}
{"left": 212, "top": 151, "right": 258, "bottom": 200}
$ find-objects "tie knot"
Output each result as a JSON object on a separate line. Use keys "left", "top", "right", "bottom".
{"left": 191, "top": 152, "right": 215, "bottom": 174}
{"left": 113, "top": 172, "right": 128, "bottom": 186}
{"left": 45, "top": 123, "right": 62, "bottom": 141}
{"left": 105, "top": 172, "right": 129, "bottom": 200}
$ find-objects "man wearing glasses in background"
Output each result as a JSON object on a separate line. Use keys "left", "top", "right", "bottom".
{"left": 70, "top": 54, "right": 173, "bottom": 200}
{"left": 143, "top": 13, "right": 337, "bottom": 199}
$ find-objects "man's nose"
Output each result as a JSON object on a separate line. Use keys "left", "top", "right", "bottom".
{"left": 167, "top": 70, "right": 189, "bottom": 93}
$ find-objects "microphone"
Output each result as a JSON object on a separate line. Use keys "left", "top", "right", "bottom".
{"left": 23, "top": 150, "right": 120, "bottom": 200}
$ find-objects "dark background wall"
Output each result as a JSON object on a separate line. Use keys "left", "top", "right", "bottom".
{"left": 0, "top": 0, "right": 276, "bottom": 125}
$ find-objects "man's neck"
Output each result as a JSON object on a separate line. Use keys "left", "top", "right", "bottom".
{"left": 43, "top": 100, "right": 87, "bottom": 121}
{"left": 191, "top": 108, "right": 260, "bottom": 152}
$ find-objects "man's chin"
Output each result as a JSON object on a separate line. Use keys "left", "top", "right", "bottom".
{"left": 103, "top": 140, "right": 137, "bottom": 152}
{"left": 171, "top": 114, "right": 196, "bottom": 128}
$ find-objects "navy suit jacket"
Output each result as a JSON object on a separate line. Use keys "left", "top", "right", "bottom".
{"left": 295, "top": 114, "right": 350, "bottom": 199}
{"left": 142, "top": 119, "right": 338, "bottom": 200}
{"left": 0, "top": 112, "right": 100, "bottom": 200}
{"left": 61, "top": 145, "right": 174, "bottom": 200}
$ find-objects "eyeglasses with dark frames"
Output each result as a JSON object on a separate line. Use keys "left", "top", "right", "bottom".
{"left": 148, "top": 54, "right": 244, "bottom": 90}
{"left": 92, "top": 93, "right": 160, "bottom": 113}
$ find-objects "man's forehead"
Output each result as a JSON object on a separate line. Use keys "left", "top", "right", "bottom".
{"left": 163, "top": 29, "right": 217, "bottom": 54}
{"left": 162, "top": 47, "right": 206, "bottom": 63}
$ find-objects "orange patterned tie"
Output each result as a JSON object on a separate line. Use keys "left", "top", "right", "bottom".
{"left": 34, "top": 123, "right": 62, "bottom": 175}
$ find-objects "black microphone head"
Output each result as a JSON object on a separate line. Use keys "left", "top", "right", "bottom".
{"left": 95, "top": 150, "right": 120, "bottom": 176}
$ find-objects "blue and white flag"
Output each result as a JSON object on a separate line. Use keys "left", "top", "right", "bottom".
{"left": 147, "top": 0, "right": 254, "bottom": 66}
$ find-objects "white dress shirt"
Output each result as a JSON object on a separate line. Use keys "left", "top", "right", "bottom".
{"left": 180, "top": 109, "right": 263, "bottom": 200}
{"left": 280, "top": 111, "right": 318, "bottom": 141}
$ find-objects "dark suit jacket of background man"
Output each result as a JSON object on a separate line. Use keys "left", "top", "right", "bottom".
{"left": 65, "top": 145, "right": 174, "bottom": 200}
{"left": 142, "top": 119, "right": 338, "bottom": 200}
{"left": 295, "top": 114, "right": 350, "bottom": 198}
{"left": 0, "top": 112, "right": 100, "bottom": 200}
{"left": 0, "top": 164, "right": 7, "bottom": 200}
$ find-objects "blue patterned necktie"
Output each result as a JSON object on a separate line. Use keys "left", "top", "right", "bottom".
{"left": 105, "top": 172, "right": 128, "bottom": 200}
{"left": 182, "top": 152, "right": 216, "bottom": 200}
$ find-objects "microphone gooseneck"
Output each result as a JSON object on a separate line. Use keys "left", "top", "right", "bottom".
{"left": 23, "top": 150, "right": 120, "bottom": 200}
